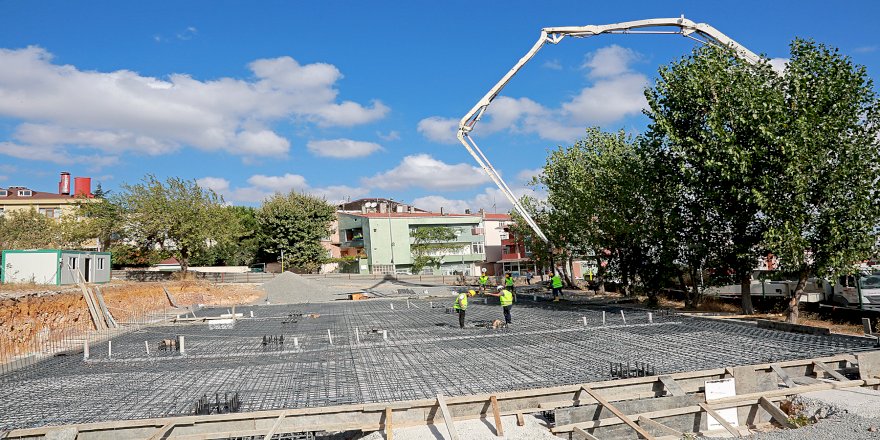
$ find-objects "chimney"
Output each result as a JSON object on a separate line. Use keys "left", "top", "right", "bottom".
{"left": 74, "top": 177, "right": 92, "bottom": 197}
{"left": 379, "top": 202, "right": 387, "bottom": 213}
{"left": 465, "top": 209, "right": 471, "bottom": 214}
{"left": 59, "top": 172, "right": 71, "bottom": 195}
{"left": 440, "top": 207, "right": 444, "bottom": 216}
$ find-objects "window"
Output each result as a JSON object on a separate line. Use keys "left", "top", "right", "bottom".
{"left": 471, "top": 242, "right": 485, "bottom": 254}
{"left": 97, "top": 258, "right": 105, "bottom": 270}
{"left": 68, "top": 257, "right": 77, "bottom": 270}
{"left": 17, "top": 190, "right": 32, "bottom": 197}
{"left": 0, "top": 189, "right": 7, "bottom": 197}
{"left": 39, "top": 208, "right": 60, "bottom": 219}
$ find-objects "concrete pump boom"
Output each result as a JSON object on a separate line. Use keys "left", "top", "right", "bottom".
{"left": 457, "top": 16, "right": 763, "bottom": 244}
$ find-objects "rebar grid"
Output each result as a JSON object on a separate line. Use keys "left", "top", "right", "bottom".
{"left": 0, "top": 298, "right": 873, "bottom": 430}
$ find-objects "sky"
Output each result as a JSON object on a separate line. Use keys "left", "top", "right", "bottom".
{"left": 1, "top": 1, "right": 878, "bottom": 213}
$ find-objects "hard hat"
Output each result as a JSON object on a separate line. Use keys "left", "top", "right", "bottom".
{"left": 496, "top": 285, "right": 503, "bottom": 290}
{"left": 481, "top": 268, "right": 487, "bottom": 273}
{"left": 468, "top": 290, "right": 476, "bottom": 296}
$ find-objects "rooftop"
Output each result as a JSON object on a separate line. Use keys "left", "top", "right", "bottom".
{"left": 347, "top": 212, "right": 480, "bottom": 219}
{"left": 0, "top": 187, "right": 78, "bottom": 201}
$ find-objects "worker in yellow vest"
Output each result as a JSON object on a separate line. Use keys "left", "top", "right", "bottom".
{"left": 486, "top": 285, "right": 514, "bottom": 326}
{"left": 453, "top": 290, "right": 475, "bottom": 329}
{"left": 550, "top": 271, "right": 563, "bottom": 302}
{"left": 478, "top": 272, "right": 490, "bottom": 293}
{"left": 504, "top": 272, "right": 516, "bottom": 295}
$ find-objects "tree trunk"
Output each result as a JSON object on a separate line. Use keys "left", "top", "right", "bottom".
{"left": 687, "top": 265, "right": 701, "bottom": 309}
{"left": 568, "top": 255, "right": 576, "bottom": 289}
{"left": 597, "top": 260, "right": 606, "bottom": 295}
{"left": 740, "top": 270, "right": 755, "bottom": 315}
{"left": 677, "top": 272, "right": 688, "bottom": 297}
{"left": 787, "top": 266, "right": 809, "bottom": 324}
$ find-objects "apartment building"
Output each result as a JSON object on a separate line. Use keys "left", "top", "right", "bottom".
{"left": 0, "top": 172, "right": 94, "bottom": 219}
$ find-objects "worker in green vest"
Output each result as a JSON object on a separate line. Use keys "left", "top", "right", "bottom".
{"left": 478, "top": 271, "right": 490, "bottom": 293}
{"left": 504, "top": 272, "right": 516, "bottom": 295}
{"left": 453, "top": 290, "right": 474, "bottom": 329}
{"left": 550, "top": 271, "right": 563, "bottom": 302}
{"left": 486, "top": 285, "right": 514, "bottom": 326}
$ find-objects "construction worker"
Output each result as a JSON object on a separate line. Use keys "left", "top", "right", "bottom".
{"left": 550, "top": 271, "right": 563, "bottom": 302}
{"left": 453, "top": 290, "right": 475, "bottom": 329}
{"left": 486, "top": 285, "right": 514, "bottom": 326}
{"left": 478, "top": 271, "right": 490, "bottom": 293}
{"left": 504, "top": 272, "right": 515, "bottom": 294}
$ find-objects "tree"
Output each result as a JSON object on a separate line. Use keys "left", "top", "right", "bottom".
{"left": 192, "top": 206, "right": 262, "bottom": 266}
{"left": 409, "top": 226, "right": 461, "bottom": 274}
{"left": 644, "top": 45, "right": 785, "bottom": 313}
{"left": 761, "top": 39, "right": 880, "bottom": 323}
{"left": 257, "top": 192, "right": 335, "bottom": 273}
{"left": 116, "top": 175, "right": 234, "bottom": 273}
{"left": 0, "top": 209, "right": 60, "bottom": 250}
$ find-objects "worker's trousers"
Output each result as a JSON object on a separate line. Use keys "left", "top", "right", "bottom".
{"left": 552, "top": 287, "right": 562, "bottom": 298}
{"left": 502, "top": 305, "right": 512, "bottom": 324}
{"left": 457, "top": 309, "right": 466, "bottom": 328}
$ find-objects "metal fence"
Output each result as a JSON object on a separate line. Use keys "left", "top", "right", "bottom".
{"left": 111, "top": 270, "right": 276, "bottom": 283}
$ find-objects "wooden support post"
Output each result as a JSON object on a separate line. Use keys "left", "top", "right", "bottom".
{"left": 698, "top": 403, "right": 741, "bottom": 437}
{"left": 658, "top": 376, "right": 685, "bottom": 396}
{"left": 516, "top": 412, "right": 525, "bottom": 427}
{"left": 581, "top": 386, "right": 655, "bottom": 439}
{"left": 770, "top": 364, "right": 796, "bottom": 388}
{"left": 384, "top": 407, "right": 393, "bottom": 440}
{"left": 637, "top": 415, "right": 682, "bottom": 437}
{"left": 436, "top": 394, "right": 460, "bottom": 440}
{"left": 813, "top": 360, "right": 847, "bottom": 381}
{"left": 758, "top": 397, "right": 796, "bottom": 429}
{"left": 489, "top": 395, "right": 504, "bottom": 436}
{"left": 264, "top": 415, "right": 285, "bottom": 440}
{"left": 572, "top": 426, "right": 600, "bottom": 440}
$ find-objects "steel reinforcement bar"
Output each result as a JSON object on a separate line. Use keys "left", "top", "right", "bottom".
{"left": 7, "top": 351, "right": 880, "bottom": 440}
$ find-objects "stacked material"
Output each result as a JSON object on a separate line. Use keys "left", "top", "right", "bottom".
{"left": 261, "top": 272, "right": 350, "bottom": 304}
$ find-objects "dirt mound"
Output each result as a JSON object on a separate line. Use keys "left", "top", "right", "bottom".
{"left": 261, "top": 272, "right": 350, "bottom": 304}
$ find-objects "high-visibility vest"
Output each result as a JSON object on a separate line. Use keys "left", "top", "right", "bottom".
{"left": 505, "top": 277, "right": 514, "bottom": 287}
{"left": 552, "top": 275, "right": 563, "bottom": 288}
{"left": 454, "top": 293, "right": 468, "bottom": 310}
{"left": 499, "top": 289, "right": 513, "bottom": 306}
{"left": 479, "top": 275, "right": 489, "bottom": 285}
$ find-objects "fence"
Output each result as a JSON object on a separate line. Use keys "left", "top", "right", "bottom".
{"left": 111, "top": 270, "right": 276, "bottom": 283}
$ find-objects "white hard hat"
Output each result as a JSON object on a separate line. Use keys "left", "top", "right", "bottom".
{"left": 481, "top": 268, "right": 487, "bottom": 273}
{"left": 496, "top": 285, "right": 503, "bottom": 290}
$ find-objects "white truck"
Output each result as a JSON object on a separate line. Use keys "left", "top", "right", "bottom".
{"left": 706, "top": 271, "right": 880, "bottom": 310}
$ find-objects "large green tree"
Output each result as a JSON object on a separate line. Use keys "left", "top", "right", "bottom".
{"left": 644, "top": 45, "right": 784, "bottom": 313}
{"left": 409, "top": 226, "right": 461, "bottom": 274}
{"left": 116, "top": 175, "right": 234, "bottom": 273}
{"left": 761, "top": 39, "right": 880, "bottom": 323}
{"left": 257, "top": 191, "right": 335, "bottom": 273}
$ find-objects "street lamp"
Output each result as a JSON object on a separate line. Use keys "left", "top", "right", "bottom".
{"left": 388, "top": 198, "right": 396, "bottom": 276}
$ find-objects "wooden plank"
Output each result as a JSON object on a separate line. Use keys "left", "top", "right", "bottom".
{"left": 636, "top": 415, "right": 682, "bottom": 437}
{"left": 813, "top": 360, "right": 848, "bottom": 381}
{"left": 516, "top": 412, "right": 525, "bottom": 426}
{"left": 770, "top": 364, "right": 796, "bottom": 388}
{"left": 699, "top": 403, "right": 741, "bottom": 437}
{"left": 489, "top": 395, "right": 504, "bottom": 436}
{"left": 146, "top": 422, "right": 174, "bottom": 440}
{"left": 581, "top": 386, "right": 655, "bottom": 440}
{"left": 436, "top": 394, "right": 460, "bottom": 440}
{"left": 758, "top": 397, "right": 796, "bottom": 429}
{"left": 658, "top": 376, "right": 685, "bottom": 396}
{"left": 572, "top": 426, "right": 600, "bottom": 440}
{"left": 384, "top": 407, "right": 393, "bottom": 440}
{"left": 263, "top": 415, "right": 285, "bottom": 440}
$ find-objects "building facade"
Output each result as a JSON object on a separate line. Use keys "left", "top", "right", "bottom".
{"left": 0, "top": 172, "right": 94, "bottom": 219}
{"left": 337, "top": 211, "right": 486, "bottom": 275}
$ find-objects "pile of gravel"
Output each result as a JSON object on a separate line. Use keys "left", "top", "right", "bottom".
{"left": 739, "top": 396, "right": 880, "bottom": 440}
{"left": 261, "top": 272, "right": 351, "bottom": 304}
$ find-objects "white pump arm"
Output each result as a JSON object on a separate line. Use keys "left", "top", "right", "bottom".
{"left": 457, "top": 16, "right": 763, "bottom": 244}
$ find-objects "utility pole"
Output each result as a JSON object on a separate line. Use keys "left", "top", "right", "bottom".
{"left": 281, "top": 249, "right": 285, "bottom": 273}
{"left": 388, "top": 199, "right": 396, "bottom": 276}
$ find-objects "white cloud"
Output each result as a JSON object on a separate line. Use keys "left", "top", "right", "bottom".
{"left": 377, "top": 130, "right": 400, "bottom": 141}
{"left": 362, "top": 154, "right": 491, "bottom": 190}
{"left": 0, "top": 47, "right": 389, "bottom": 164}
{"left": 200, "top": 174, "right": 368, "bottom": 204}
{"left": 516, "top": 168, "right": 542, "bottom": 183}
{"left": 582, "top": 45, "right": 641, "bottom": 79}
{"left": 542, "top": 59, "right": 563, "bottom": 70}
{"left": 768, "top": 57, "right": 788, "bottom": 74}
{"left": 418, "top": 45, "right": 647, "bottom": 144}
{"left": 854, "top": 46, "right": 878, "bottom": 54}
{"left": 417, "top": 116, "right": 459, "bottom": 144}
{"left": 0, "top": 141, "right": 120, "bottom": 169}
{"left": 307, "top": 138, "right": 383, "bottom": 158}
{"left": 413, "top": 186, "right": 542, "bottom": 214}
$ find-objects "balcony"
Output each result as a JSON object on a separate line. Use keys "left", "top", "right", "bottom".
{"left": 341, "top": 239, "right": 364, "bottom": 249}
{"left": 501, "top": 252, "right": 526, "bottom": 261}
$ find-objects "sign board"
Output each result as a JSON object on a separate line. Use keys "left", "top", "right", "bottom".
{"left": 704, "top": 378, "right": 738, "bottom": 430}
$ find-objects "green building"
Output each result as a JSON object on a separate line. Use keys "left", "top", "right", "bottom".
{"left": 337, "top": 211, "right": 485, "bottom": 275}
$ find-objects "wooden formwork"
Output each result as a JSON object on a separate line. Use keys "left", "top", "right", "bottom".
{"left": 7, "top": 351, "right": 880, "bottom": 440}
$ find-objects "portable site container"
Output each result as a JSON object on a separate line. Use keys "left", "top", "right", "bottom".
{"left": 0, "top": 249, "right": 111, "bottom": 285}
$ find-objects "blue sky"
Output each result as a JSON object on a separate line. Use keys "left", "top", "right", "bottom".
{"left": 1, "top": 1, "right": 878, "bottom": 212}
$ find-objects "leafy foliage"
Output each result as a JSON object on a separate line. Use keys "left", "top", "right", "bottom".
{"left": 409, "top": 226, "right": 461, "bottom": 274}
{"left": 257, "top": 191, "right": 335, "bottom": 273}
